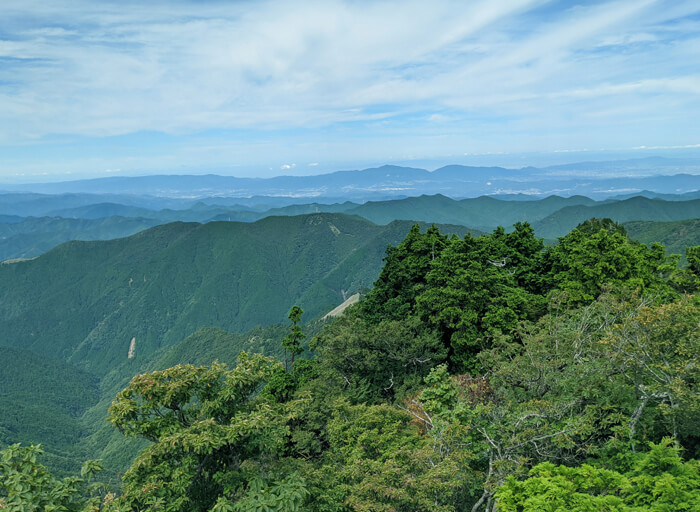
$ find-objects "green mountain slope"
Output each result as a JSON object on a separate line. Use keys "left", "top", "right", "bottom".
{"left": 533, "top": 197, "right": 700, "bottom": 239}
{"left": 0, "top": 213, "right": 476, "bottom": 474}
{"left": 0, "top": 214, "right": 478, "bottom": 376}
{"left": 624, "top": 218, "right": 700, "bottom": 260}
{"left": 0, "top": 203, "right": 360, "bottom": 262}
{"left": 14, "top": 193, "right": 693, "bottom": 263}
{"left": 77, "top": 323, "right": 306, "bottom": 475}
{"left": 0, "top": 347, "right": 99, "bottom": 475}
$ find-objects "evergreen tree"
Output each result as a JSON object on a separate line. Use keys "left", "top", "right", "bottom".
{"left": 282, "top": 305, "right": 305, "bottom": 373}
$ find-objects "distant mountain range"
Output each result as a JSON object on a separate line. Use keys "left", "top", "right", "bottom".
{"left": 3, "top": 192, "right": 700, "bottom": 261}
{"left": 344, "top": 194, "right": 597, "bottom": 229}
{"left": 3, "top": 157, "right": 699, "bottom": 200}
{"left": 3, "top": 204, "right": 697, "bottom": 378}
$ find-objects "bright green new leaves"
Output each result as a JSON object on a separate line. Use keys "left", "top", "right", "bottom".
{"left": 109, "top": 362, "right": 225, "bottom": 443}
{"left": 497, "top": 439, "right": 700, "bottom": 512}
{"left": 210, "top": 473, "right": 308, "bottom": 512}
{"left": 105, "top": 353, "right": 305, "bottom": 512}
{"left": 0, "top": 443, "right": 105, "bottom": 512}
{"left": 361, "top": 224, "right": 449, "bottom": 323}
{"left": 326, "top": 400, "right": 460, "bottom": 512}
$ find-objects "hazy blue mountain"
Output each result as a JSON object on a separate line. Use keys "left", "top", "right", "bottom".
{"left": 0, "top": 216, "right": 162, "bottom": 261}
{"left": 3, "top": 158, "right": 699, "bottom": 200}
{"left": 609, "top": 190, "right": 700, "bottom": 201}
{"left": 7, "top": 191, "right": 700, "bottom": 262}
{"left": 0, "top": 214, "right": 24, "bottom": 223}
{"left": 540, "top": 156, "right": 699, "bottom": 173}
{"left": 0, "top": 192, "right": 205, "bottom": 217}
{"left": 431, "top": 164, "right": 529, "bottom": 181}
{"left": 1, "top": 166, "right": 432, "bottom": 199}
{"left": 46, "top": 202, "right": 159, "bottom": 219}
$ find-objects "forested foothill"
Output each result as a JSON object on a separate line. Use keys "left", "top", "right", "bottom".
{"left": 2, "top": 217, "right": 698, "bottom": 511}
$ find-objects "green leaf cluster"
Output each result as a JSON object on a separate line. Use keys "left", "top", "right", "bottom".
{"left": 0, "top": 443, "right": 105, "bottom": 512}
{"left": 104, "top": 353, "right": 303, "bottom": 512}
{"left": 497, "top": 439, "right": 700, "bottom": 512}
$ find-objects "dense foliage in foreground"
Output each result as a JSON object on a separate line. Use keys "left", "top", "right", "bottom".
{"left": 2, "top": 219, "right": 699, "bottom": 511}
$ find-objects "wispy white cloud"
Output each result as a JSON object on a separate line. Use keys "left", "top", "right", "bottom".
{"left": 0, "top": 0, "right": 698, "bottom": 177}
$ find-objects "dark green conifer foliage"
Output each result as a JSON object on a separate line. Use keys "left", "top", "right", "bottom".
{"left": 574, "top": 217, "right": 627, "bottom": 237}
{"left": 361, "top": 224, "right": 448, "bottom": 322}
{"left": 282, "top": 305, "right": 305, "bottom": 372}
{"left": 688, "top": 245, "right": 700, "bottom": 276}
{"left": 361, "top": 222, "right": 547, "bottom": 372}
{"left": 415, "top": 223, "right": 546, "bottom": 371}
{"left": 543, "top": 218, "right": 670, "bottom": 305}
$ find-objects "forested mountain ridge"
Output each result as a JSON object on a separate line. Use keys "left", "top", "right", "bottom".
{"left": 0, "top": 213, "right": 477, "bottom": 375}
{"left": 4, "top": 192, "right": 700, "bottom": 262}
{"left": 0, "top": 215, "right": 162, "bottom": 261}
{"left": 533, "top": 196, "right": 700, "bottom": 238}
{"left": 624, "top": 218, "right": 700, "bottom": 261}
{"left": 345, "top": 193, "right": 596, "bottom": 229}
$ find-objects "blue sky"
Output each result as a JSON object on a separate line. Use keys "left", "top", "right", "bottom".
{"left": 1, "top": 0, "right": 699, "bottom": 182}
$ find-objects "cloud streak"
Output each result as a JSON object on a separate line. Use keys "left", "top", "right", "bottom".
{"left": 0, "top": 0, "right": 699, "bottom": 177}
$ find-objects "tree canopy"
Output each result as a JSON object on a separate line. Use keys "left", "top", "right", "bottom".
{"left": 7, "top": 220, "right": 698, "bottom": 512}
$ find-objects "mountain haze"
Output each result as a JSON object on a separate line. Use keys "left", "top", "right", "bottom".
{"left": 4, "top": 159, "right": 700, "bottom": 200}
